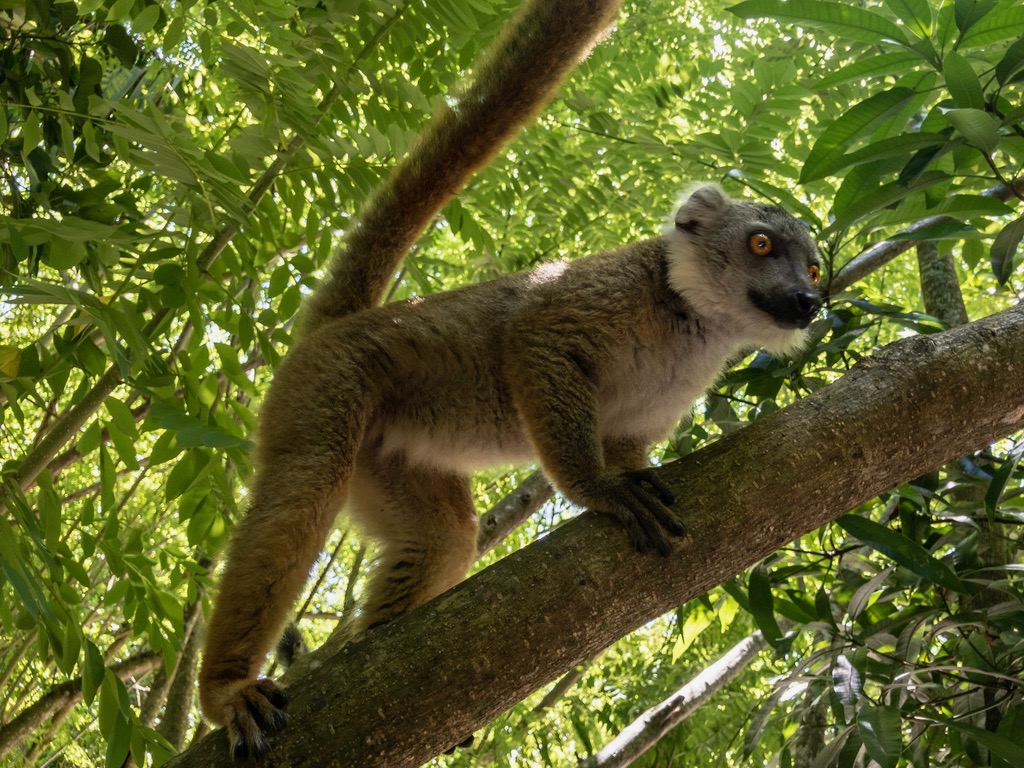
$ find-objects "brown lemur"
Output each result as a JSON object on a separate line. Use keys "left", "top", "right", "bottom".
{"left": 200, "top": 0, "right": 627, "bottom": 759}
{"left": 201, "top": 178, "right": 823, "bottom": 756}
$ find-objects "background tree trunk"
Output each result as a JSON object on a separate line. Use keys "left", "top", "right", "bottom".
{"left": 166, "top": 304, "right": 1024, "bottom": 768}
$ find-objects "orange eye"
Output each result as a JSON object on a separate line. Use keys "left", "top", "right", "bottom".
{"left": 808, "top": 264, "right": 821, "bottom": 285}
{"left": 749, "top": 233, "right": 773, "bottom": 256}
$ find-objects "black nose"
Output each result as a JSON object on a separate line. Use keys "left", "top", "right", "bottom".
{"left": 792, "top": 290, "right": 822, "bottom": 325}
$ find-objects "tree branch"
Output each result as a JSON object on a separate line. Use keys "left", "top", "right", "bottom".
{"left": 0, "top": 652, "right": 160, "bottom": 760}
{"left": 579, "top": 631, "right": 767, "bottom": 767}
{"left": 168, "top": 304, "right": 1024, "bottom": 767}
{"left": 827, "top": 177, "right": 1024, "bottom": 296}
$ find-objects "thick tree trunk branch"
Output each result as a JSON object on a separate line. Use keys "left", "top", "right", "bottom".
{"left": 168, "top": 304, "right": 1024, "bottom": 767}
{"left": 578, "top": 631, "right": 767, "bottom": 768}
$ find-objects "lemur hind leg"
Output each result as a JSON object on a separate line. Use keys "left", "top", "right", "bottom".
{"left": 200, "top": 346, "right": 369, "bottom": 760}
{"left": 350, "top": 450, "right": 480, "bottom": 634}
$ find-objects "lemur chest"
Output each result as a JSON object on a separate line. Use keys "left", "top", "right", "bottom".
{"left": 598, "top": 334, "right": 730, "bottom": 440}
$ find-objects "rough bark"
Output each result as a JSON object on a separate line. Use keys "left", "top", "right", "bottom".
{"left": 159, "top": 613, "right": 205, "bottom": 750}
{"left": 167, "top": 304, "right": 1024, "bottom": 768}
{"left": 915, "top": 241, "right": 969, "bottom": 327}
{"left": 578, "top": 631, "right": 767, "bottom": 768}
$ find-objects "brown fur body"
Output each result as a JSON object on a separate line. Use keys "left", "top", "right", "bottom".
{"left": 199, "top": 186, "right": 823, "bottom": 759}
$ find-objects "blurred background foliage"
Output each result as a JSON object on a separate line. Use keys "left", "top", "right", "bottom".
{"left": 1, "top": 0, "right": 1022, "bottom": 765}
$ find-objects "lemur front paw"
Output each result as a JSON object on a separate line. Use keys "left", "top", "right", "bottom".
{"left": 588, "top": 468, "right": 685, "bottom": 555}
{"left": 222, "top": 678, "right": 289, "bottom": 761}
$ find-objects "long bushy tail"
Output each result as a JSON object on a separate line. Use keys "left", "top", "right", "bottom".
{"left": 302, "top": 0, "right": 623, "bottom": 332}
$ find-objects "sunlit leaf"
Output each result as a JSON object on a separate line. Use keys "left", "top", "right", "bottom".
{"left": 837, "top": 514, "right": 966, "bottom": 592}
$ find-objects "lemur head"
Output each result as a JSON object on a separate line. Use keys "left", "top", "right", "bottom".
{"left": 664, "top": 184, "right": 823, "bottom": 355}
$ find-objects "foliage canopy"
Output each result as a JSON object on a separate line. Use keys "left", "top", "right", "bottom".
{"left": 1, "top": 0, "right": 1023, "bottom": 766}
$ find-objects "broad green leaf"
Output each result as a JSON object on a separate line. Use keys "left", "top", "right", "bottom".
{"left": 813, "top": 52, "right": 923, "bottom": 89}
{"left": 837, "top": 514, "right": 966, "bottom": 592}
{"left": 809, "top": 725, "right": 855, "bottom": 768}
{"left": 61, "top": 618, "right": 82, "bottom": 674}
{"left": 81, "top": 638, "right": 104, "bottom": 705}
{"left": 802, "top": 88, "right": 916, "bottom": 183}
{"left": 748, "top": 563, "right": 782, "bottom": 644}
{"left": 937, "top": 717, "right": 1024, "bottom": 765}
{"left": 943, "top": 51, "right": 985, "bottom": 110}
{"left": 944, "top": 108, "right": 1001, "bottom": 154}
{"left": 130, "top": 4, "right": 161, "bottom": 35}
{"left": 995, "top": 37, "right": 1024, "bottom": 84}
{"left": 868, "top": 194, "right": 1013, "bottom": 231}
{"left": 985, "top": 444, "right": 1024, "bottom": 519}
{"left": 806, "top": 133, "right": 947, "bottom": 181}
{"left": 0, "top": 345, "right": 20, "bottom": 377}
{"left": 729, "top": 0, "right": 909, "bottom": 45}
{"left": 103, "top": 683, "right": 133, "bottom": 768}
{"left": 954, "top": 0, "right": 998, "bottom": 36}
{"left": 832, "top": 652, "right": 863, "bottom": 704}
{"left": 858, "top": 704, "right": 903, "bottom": 768}
{"left": 884, "top": 0, "right": 932, "bottom": 38}
{"left": 989, "top": 213, "right": 1024, "bottom": 284}
{"left": 889, "top": 221, "right": 977, "bottom": 241}
{"left": 848, "top": 566, "right": 893, "bottom": 620}
{"left": 961, "top": 5, "right": 1024, "bottom": 47}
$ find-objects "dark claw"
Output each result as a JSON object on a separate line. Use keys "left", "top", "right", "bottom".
{"left": 225, "top": 679, "right": 289, "bottom": 761}
{"left": 231, "top": 731, "right": 270, "bottom": 762}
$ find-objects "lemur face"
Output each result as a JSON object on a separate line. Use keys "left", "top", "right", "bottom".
{"left": 739, "top": 206, "right": 822, "bottom": 330}
{"left": 665, "top": 184, "right": 823, "bottom": 354}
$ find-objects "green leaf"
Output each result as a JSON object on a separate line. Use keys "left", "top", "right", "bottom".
{"left": 748, "top": 563, "right": 782, "bottom": 645}
{"left": 130, "top": 4, "right": 161, "bottom": 35}
{"left": 61, "top": 618, "right": 82, "bottom": 674}
{"left": 81, "top": 638, "right": 104, "bottom": 705}
{"left": 806, "top": 133, "right": 947, "bottom": 181}
{"left": 884, "top": 0, "right": 933, "bottom": 38}
{"left": 989, "top": 213, "right": 1024, "bottom": 284}
{"left": 832, "top": 652, "right": 863, "bottom": 704}
{"left": 889, "top": 221, "right": 976, "bottom": 241}
{"left": 955, "top": 0, "right": 998, "bottom": 36}
{"left": 944, "top": 107, "right": 1000, "bottom": 154}
{"left": 809, "top": 726, "right": 855, "bottom": 768}
{"left": 801, "top": 88, "right": 916, "bottom": 182}
{"left": 837, "top": 514, "right": 966, "bottom": 592}
{"left": 729, "top": 0, "right": 909, "bottom": 45}
{"left": 858, "top": 704, "right": 903, "bottom": 768}
{"left": 985, "top": 444, "right": 1024, "bottom": 520}
{"left": 943, "top": 51, "right": 985, "bottom": 110}
{"left": 961, "top": 5, "right": 1024, "bottom": 47}
{"left": 103, "top": 23, "right": 138, "bottom": 67}
{"left": 937, "top": 717, "right": 1024, "bottom": 765}
{"left": 153, "top": 263, "right": 184, "bottom": 285}
{"left": 995, "top": 37, "right": 1024, "bottom": 84}
{"left": 812, "top": 52, "right": 923, "bottom": 89}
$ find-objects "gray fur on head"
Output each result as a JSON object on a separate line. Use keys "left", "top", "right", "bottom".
{"left": 663, "top": 184, "right": 821, "bottom": 356}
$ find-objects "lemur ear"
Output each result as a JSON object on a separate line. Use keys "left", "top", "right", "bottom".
{"left": 673, "top": 184, "right": 730, "bottom": 235}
